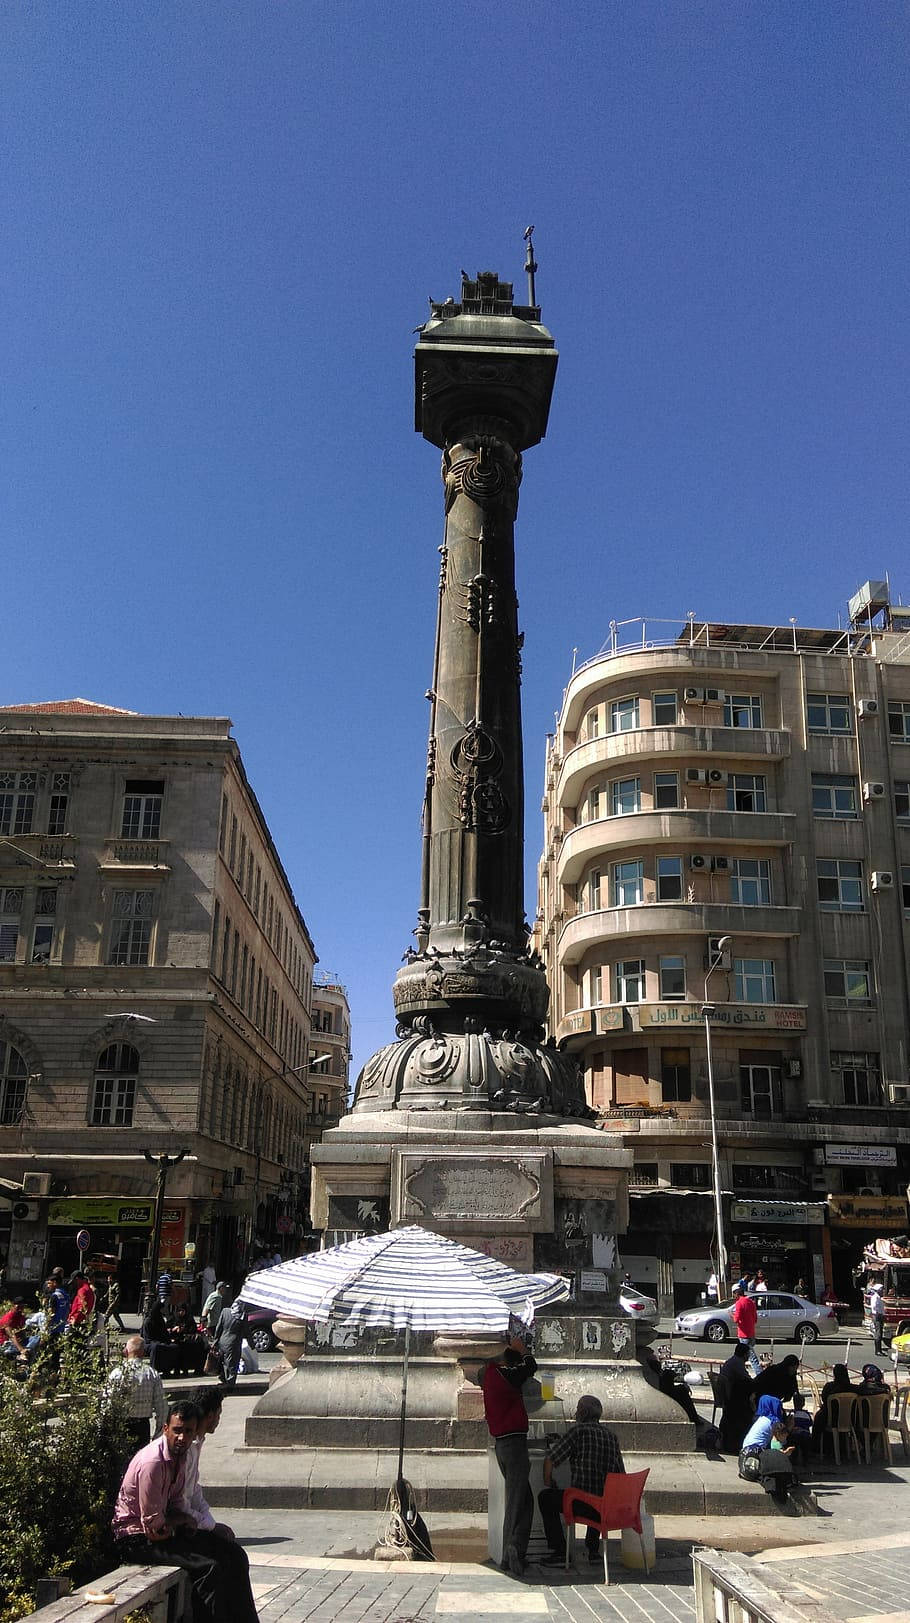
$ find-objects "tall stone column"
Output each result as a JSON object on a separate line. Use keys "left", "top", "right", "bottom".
{"left": 420, "top": 428, "right": 525, "bottom": 959}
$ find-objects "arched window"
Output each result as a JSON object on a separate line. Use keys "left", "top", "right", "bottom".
{"left": 0, "top": 1041, "right": 28, "bottom": 1125}
{"left": 92, "top": 1043, "right": 139, "bottom": 1126}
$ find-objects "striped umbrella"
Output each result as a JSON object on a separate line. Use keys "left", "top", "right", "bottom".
{"left": 239, "top": 1224, "right": 570, "bottom": 1330}
{"left": 239, "top": 1225, "right": 570, "bottom": 1488}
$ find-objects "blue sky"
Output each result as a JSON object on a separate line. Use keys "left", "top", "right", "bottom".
{"left": 3, "top": 2, "right": 909, "bottom": 1077}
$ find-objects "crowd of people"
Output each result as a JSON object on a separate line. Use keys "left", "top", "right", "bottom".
{"left": 0, "top": 1256, "right": 263, "bottom": 1622}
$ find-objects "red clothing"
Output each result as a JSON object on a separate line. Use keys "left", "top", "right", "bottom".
{"left": 0, "top": 1305, "right": 25, "bottom": 1344}
{"left": 732, "top": 1294, "right": 757, "bottom": 1339}
{"left": 68, "top": 1282, "right": 96, "bottom": 1327}
{"left": 481, "top": 1354, "right": 536, "bottom": 1437}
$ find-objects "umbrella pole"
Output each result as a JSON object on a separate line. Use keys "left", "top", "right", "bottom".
{"left": 397, "top": 1323, "right": 411, "bottom": 1490}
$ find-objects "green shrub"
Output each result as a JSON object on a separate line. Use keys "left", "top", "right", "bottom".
{"left": 0, "top": 1331, "right": 132, "bottom": 1621}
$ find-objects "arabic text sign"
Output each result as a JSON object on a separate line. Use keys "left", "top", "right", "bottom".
{"left": 48, "top": 1198, "right": 154, "bottom": 1228}
{"left": 825, "top": 1144, "right": 897, "bottom": 1168}
{"left": 731, "top": 1201, "right": 825, "bottom": 1226}
{"left": 638, "top": 1002, "right": 807, "bottom": 1031}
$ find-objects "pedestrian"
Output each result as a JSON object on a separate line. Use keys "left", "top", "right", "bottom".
{"left": 202, "top": 1280, "right": 229, "bottom": 1338}
{"left": 753, "top": 1269, "right": 768, "bottom": 1291}
{"left": 869, "top": 1281, "right": 886, "bottom": 1356}
{"left": 66, "top": 1271, "right": 96, "bottom": 1331}
{"left": 480, "top": 1332, "right": 538, "bottom": 1577}
{"left": 789, "top": 1393, "right": 813, "bottom": 1467}
{"left": 214, "top": 1298, "right": 248, "bottom": 1387}
{"left": 752, "top": 1354, "right": 800, "bottom": 1405}
{"left": 731, "top": 1286, "right": 760, "bottom": 1375}
{"left": 537, "top": 1394, "right": 624, "bottom": 1566}
{"left": 105, "top": 1277, "right": 127, "bottom": 1334}
{"left": 705, "top": 1270, "right": 718, "bottom": 1304}
{"left": 716, "top": 1343, "right": 755, "bottom": 1453}
{"left": 111, "top": 1400, "right": 259, "bottom": 1623}
{"left": 105, "top": 1335, "right": 167, "bottom": 1450}
{"left": 199, "top": 1261, "right": 217, "bottom": 1309}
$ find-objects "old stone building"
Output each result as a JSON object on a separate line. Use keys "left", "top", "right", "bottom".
{"left": 536, "top": 584, "right": 910, "bottom": 1310}
{"left": 0, "top": 699, "right": 326, "bottom": 1302}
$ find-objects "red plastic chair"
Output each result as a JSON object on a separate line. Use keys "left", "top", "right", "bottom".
{"left": 561, "top": 1468, "right": 651, "bottom": 1582}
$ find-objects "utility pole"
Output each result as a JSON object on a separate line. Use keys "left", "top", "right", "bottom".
{"left": 143, "top": 1148, "right": 188, "bottom": 1310}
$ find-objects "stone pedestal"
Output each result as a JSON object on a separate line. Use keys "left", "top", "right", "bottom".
{"left": 309, "top": 1109, "right": 630, "bottom": 1283}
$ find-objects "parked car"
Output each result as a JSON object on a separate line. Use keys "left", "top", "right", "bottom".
{"left": 674, "top": 1291, "right": 839, "bottom": 1344}
{"left": 619, "top": 1286, "right": 658, "bottom": 1326}
{"left": 244, "top": 1305, "right": 278, "bottom": 1352}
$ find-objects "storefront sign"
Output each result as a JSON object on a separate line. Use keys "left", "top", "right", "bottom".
{"left": 825, "top": 1144, "right": 897, "bottom": 1168}
{"left": 48, "top": 1198, "right": 154, "bottom": 1228}
{"left": 638, "top": 1003, "right": 807, "bottom": 1031}
{"left": 731, "top": 1201, "right": 825, "bottom": 1227}
{"left": 557, "top": 1009, "right": 594, "bottom": 1039}
{"left": 828, "top": 1195, "right": 907, "bottom": 1228}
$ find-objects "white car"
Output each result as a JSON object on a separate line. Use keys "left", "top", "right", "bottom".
{"left": 620, "top": 1285, "right": 658, "bottom": 1326}
{"left": 674, "top": 1291, "right": 839, "bottom": 1344}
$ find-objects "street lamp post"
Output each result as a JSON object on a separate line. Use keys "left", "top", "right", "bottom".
{"left": 702, "top": 935, "right": 732, "bottom": 1301}
{"left": 143, "top": 1149, "right": 188, "bottom": 1311}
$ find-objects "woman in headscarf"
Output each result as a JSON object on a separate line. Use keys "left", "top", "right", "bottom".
{"left": 738, "top": 1395, "right": 784, "bottom": 1479}
{"left": 753, "top": 1354, "right": 801, "bottom": 1404}
{"left": 857, "top": 1362, "right": 888, "bottom": 1394}
{"left": 811, "top": 1362, "right": 856, "bottom": 1449}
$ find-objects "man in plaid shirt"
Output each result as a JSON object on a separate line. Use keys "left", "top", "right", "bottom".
{"left": 106, "top": 1334, "right": 168, "bottom": 1449}
{"left": 538, "top": 1395, "right": 624, "bottom": 1564}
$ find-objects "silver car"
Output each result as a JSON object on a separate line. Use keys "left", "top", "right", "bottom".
{"left": 674, "top": 1291, "right": 839, "bottom": 1345}
{"left": 619, "top": 1285, "right": 658, "bottom": 1326}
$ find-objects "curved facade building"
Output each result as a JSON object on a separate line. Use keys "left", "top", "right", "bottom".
{"left": 536, "top": 595, "right": 910, "bottom": 1310}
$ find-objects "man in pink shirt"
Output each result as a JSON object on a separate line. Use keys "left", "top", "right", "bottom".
{"left": 66, "top": 1272, "right": 96, "bottom": 1330}
{"left": 731, "top": 1287, "right": 760, "bottom": 1375}
{"left": 111, "top": 1400, "right": 258, "bottom": 1622}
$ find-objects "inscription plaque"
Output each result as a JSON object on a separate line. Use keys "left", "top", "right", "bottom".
{"left": 392, "top": 1149, "right": 553, "bottom": 1234}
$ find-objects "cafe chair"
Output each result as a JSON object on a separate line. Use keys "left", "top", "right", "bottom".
{"left": 820, "top": 1393, "right": 860, "bottom": 1467}
{"left": 858, "top": 1392, "right": 891, "bottom": 1466}
{"left": 562, "top": 1468, "right": 651, "bottom": 1583}
{"left": 708, "top": 1370, "right": 723, "bottom": 1428}
{"left": 889, "top": 1386, "right": 910, "bottom": 1460}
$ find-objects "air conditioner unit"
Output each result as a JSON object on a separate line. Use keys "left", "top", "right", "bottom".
{"left": 871, "top": 870, "right": 895, "bottom": 891}
{"left": 686, "top": 768, "right": 708, "bottom": 784}
{"left": 11, "top": 1201, "right": 39, "bottom": 1222}
{"left": 704, "top": 688, "right": 725, "bottom": 704}
{"left": 685, "top": 687, "right": 705, "bottom": 702}
{"left": 810, "top": 1170, "right": 828, "bottom": 1192}
{"left": 785, "top": 1057, "right": 802, "bottom": 1080}
{"left": 707, "top": 934, "right": 733, "bottom": 968}
{"left": 22, "top": 1171, "right": 52, "bottom": 1198}
{"left": 708, "top": 769, "right": 725, "bottom": 784}
{"left": 690, "top": 854, "right": 709, "bottom": 871}
{"left": 711, "top": 855, "right": 730, "bottom": 872}
{"left": 863, "top": 781, "right": 886, "bottom": 801}
{"left": 858, "top": 699, "right": 880, "bottom": 718}
{"left": 888, "top": 1083, "right": 910, "bottom": 1105}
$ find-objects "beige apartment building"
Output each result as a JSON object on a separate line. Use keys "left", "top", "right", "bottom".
{"left": 536, "top": 583, "right": 910, "bottom": 1311}
{"left": 0, "top": 699, "right": 332, "bottom": 1304}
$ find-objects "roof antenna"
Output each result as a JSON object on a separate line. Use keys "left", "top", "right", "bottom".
{"left": 524, "top": 225, "right": 538, "bottom": 307}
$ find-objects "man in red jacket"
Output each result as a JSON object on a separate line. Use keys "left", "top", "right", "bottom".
{"left": 731, "top": 1287, "right": 760, "bottom": 1374}
{"left": 481, "top": 1334, "right": 538, "bottom": 1577}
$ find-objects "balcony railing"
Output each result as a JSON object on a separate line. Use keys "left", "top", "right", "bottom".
{"left": 102, "top": 837, "right": 170, "bottom": 868}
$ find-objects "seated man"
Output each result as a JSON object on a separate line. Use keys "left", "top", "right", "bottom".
{"left": 0, "top": 1296, "right": 27, "bottom": 1358}
{"left": 111, "top": 1399, "right": 259, "bottom": 1623}
{"left": 538, "top": 1394, "right": 624, "bottom": 1566}
{"left": 180, "top": 1387, "right": 237, "bottom": 1539}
